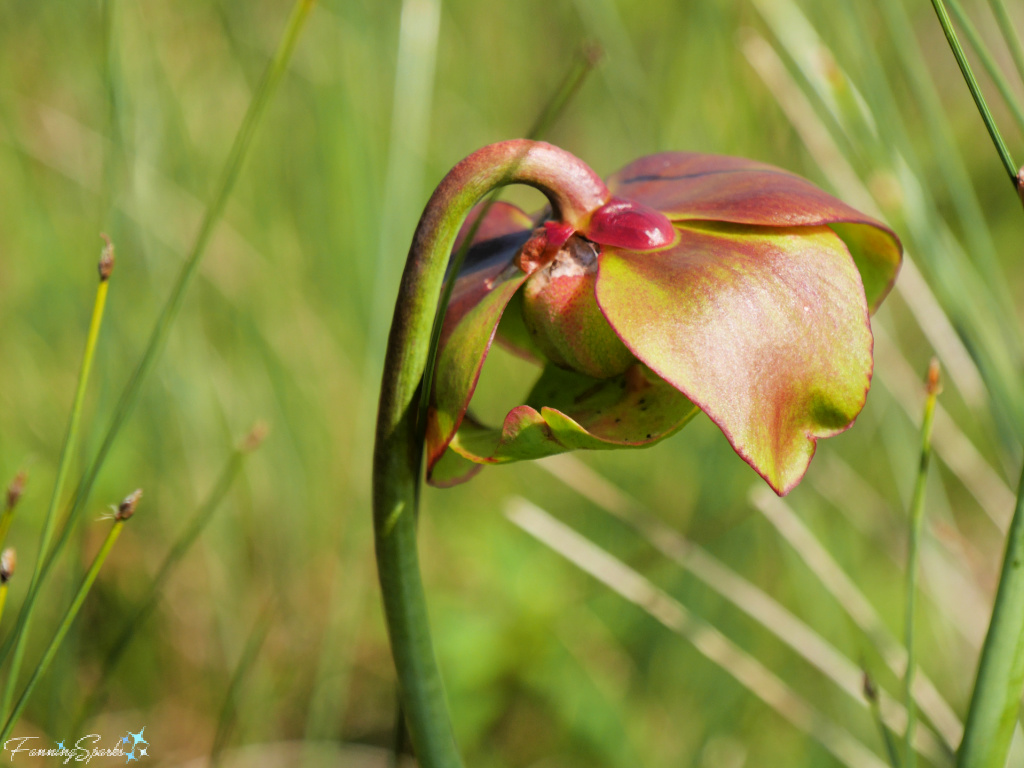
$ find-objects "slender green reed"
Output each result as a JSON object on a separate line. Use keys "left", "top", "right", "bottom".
{"left": 0, "top": 549, "right": 15, "bottom": 633}
{"left": 0, "top": 0, "right": 314, "bottom": 677}
{"left": 945, "top": 0, "right": 1024, "bottom": 138}
{"left": 957, "top": 465, "right": 1024, "bottom": 767}
{"left": 209, "top": 610, "right": 272, "bottom": 768}
{"left": 929, "top": 0, "right": 1018, "bottom": 186}
{"left": 864, "top": 670, "right": 901, "bottom": 768}
{"left": 988, "top": 0, "right": 1024, "bottom": 92}
{"left": 73, "top": 424, "right": 266, "bottom": 730}
{"left": 0, "top": 237, "right": 115, "bottom": 719}
{"left": 0, "top": 472, "right": 26, "bottom": 553}
{"left": 0, "top": 490, "right": 139, "bottom": 743}
{"left": 903, "top": 360, "right": 940, "bottom": 768}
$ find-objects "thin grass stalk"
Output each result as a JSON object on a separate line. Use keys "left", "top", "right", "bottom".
{"left": 506, "top": 498, "right": 891, "bottom": 768}
{"left": 957, "top": 464, "right": 1024, "bottom": 766}
{"left": 0, "top": 490, "right": 138, "bottom": 743}
{"left": 945, "top": 0, "right": 1024, "bottom": 139}
{"left": 538, "top": 454, "right": 952, "bottom": 761}
{"left": 0, "top": 0, "right": 314, "bottom": 673}
{"left": 0, "top": 472, "right": 26, "bottom": 553}
{"left": 751, "top": 488, "right": 963, "bottom": 748}
{"left": 929, "top": 0, "right": 1018, "bottom": 185}
{"left": 73, "top": 426, "right": 265, "bottom": 730}
{"left": 904, "top": 360, "right": 940, "bottom": 768}
{"left": 865, "top": 671, "right": 903, "bottom": 768}
{"left": 0, "top": 550, "right": 15, "bottom": 634}
{"left": 0, "top": 239, "right": 114, "bottom": 718}
{"left": 209, "top": 611, "right": 272, "bottom": 768}
{"left": 988, "top": 0, "right": 1024, "bottom": 87}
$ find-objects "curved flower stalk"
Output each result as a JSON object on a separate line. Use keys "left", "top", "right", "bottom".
{"left": 373, "top": 139, "right": 901, "bottom": 767}
{"left": 426, "top": 150, "right": 902, "bottom": 495}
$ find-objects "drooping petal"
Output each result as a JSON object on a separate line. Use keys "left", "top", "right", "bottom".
{"left": 425, "top": 205, "right": 533, "bottom": 474}
{"left": 596, "top": 222, "right": 873, "bottom": 495}
{"left": 606, "top": 153, "right": 901, "bottom": 310}
{"left": 432, "top": 364, "right": 698, "bottom": 479}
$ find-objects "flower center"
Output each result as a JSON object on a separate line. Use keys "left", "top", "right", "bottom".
{"left": 520, "top": 235, "right": 635, "bottom": 379}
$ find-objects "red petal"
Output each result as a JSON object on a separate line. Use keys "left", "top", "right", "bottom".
{"left": 596, "top": 222, "right": 873, "bottom": 495}
{"left": 607, "top": 153, "right": 901, "bottom": 309}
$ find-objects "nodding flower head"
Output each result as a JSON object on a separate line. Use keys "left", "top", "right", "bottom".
{"left": 425, "top": 146, "right": 901, "bottom": 496}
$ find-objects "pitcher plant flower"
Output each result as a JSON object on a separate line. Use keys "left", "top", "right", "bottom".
{"left": 373, "top": 140, "right": 901, "bottom": 767}
{"left": 425, "top": 149, "right": 902, "bottom": 495}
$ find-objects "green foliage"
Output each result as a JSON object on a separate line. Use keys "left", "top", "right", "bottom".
{"left": 1, "top": 0, "right": 1022, "bottom": 765}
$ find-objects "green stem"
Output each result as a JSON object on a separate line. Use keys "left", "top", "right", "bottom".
{"left": 904, "top": 362, "right": 939, "bottom": 768}
{"left": 957, "top": 463, "right": 1024, "bottom": 766}
{"left": 0, "top": 516, "right": 127, "bottom": 743}
{"left": 373, "top": 140, "right": 609, "bottom": 767}
{"left": 1, "top": 252, "right": 112, "bottom": 719}
{"left": 0, "top": 472, "right": 26, "bottom": 552}
{"left": 209, "top": 610, "right": 272, "bottom": 768}
{"left": 0, "top": 0, "right": 313, "bottom": 676}
{"left": 946, "top": 0, "right": 1024, "bottom": 139}
{"left": 864, "top": 670, "right": 902, "bottom": 768}
{"left": 415, "top": 50, "right": 600, "bottom": 435}
{"left": 988, "top": 0, "right": 1024, "bottom": 92}
{"left": 930, "top": 0, "right": 1018, "bottom": 186}
{"left": 73, "top": 430, "right": 261, "bottom": 730}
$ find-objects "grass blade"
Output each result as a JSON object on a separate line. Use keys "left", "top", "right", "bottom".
{"left": 865, "top": 671, "right": 903, "bottom": 768}
{"left": 209, "top": 610, "right": 272, "bottom": 768}
{"left": 0, "top": 0, "right": 314, "bottom": 677}
{"left": 537, "top": 455, "right": 951, "bottom": 761}
{"left": 957, "top": 465, "right": 1024, "bottom": 766}
{"left": 904, "top": 360, "right": 941, "bottom": 768}
{"left": 73, "top": 424, "right": 266, "bottom": 730}
{"left": 507, "top": 497, "right": 892, "bottom": 768}
{"left": 0, "top": 489, "right": 139, "bottom": 743}
{"left": 0, "top": 237, "right": 114, "bottom": 719}
{"left": 0, "top": 472, "right": 26, "bottom": 553}
{"left": 988, "top": 0, "right": 1024, "bottom": 87}
{"left": 0, "top": 550, "right": 15, "bottom": 633}
{"left": 929, "top": 0, "right": 1018, "bottom": 185}
{"left": 945, "top": 0, "right": 1024, "bottom": 138}
{"left": 751, "top": 488, "right": 963, "bottom": 750}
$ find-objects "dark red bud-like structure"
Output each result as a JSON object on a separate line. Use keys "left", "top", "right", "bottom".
{"left": 521, "top": 235, "right": 636, "bottom": 379}
{"left": 584, "top": 196, "right": 677, "bottom": 250}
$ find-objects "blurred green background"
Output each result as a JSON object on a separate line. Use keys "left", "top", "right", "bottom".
{"left": 1, "top": 0, "right": 1023, "bottom": 765}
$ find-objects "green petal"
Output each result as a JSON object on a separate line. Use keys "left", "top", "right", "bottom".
{"left": 425, "top": 261, "right": 529, "bottom": 473}
{"left": 425, "top": 203, "right": 534, "bottom": 474}
{"left": 596, "top": 222, "right": 873, "bottom": 495}
{"left": 439, "top": 364, "right": 698, "bottom": 473}
{"left": 607, "top": 152, "right": 901, "bottom": 309}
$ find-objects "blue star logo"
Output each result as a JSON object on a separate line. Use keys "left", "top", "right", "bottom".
{"left": 129, "top": 727, "right": 148, "bottom": 749}
{"left": 122, "top": 735, "right": 130, "bottom": 744}
{"left": 56, "top": 741, "right": 65, "bottom": 750}
{"left": 125, "top": 752, "right": 137, "bottom": 763}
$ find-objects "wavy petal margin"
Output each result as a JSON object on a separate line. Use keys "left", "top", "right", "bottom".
{"left": 426, "top": 364, "right": 699, "bottom": 485}
{"left": 607, "top": 152, "right": 902, "bottom": 310}
{"left": 596, "top": 222, "right": 873, "bottom": 495}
